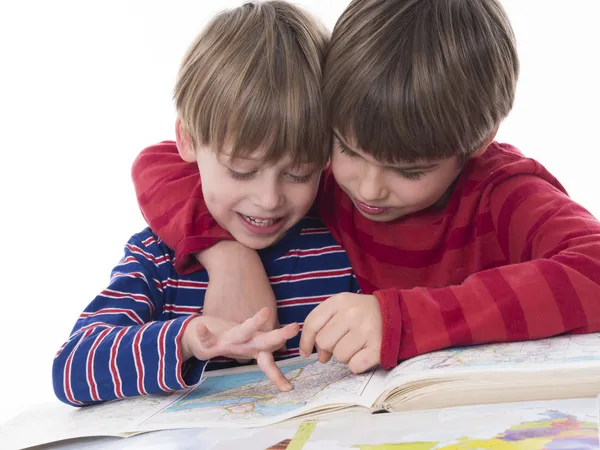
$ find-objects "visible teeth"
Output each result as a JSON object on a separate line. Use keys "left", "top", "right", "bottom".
{"left": 243, "top": 215, "right": 277, "bottom": 227}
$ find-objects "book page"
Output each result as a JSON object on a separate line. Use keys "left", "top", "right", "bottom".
{"left": 137, "top": 355, "right": 386, "bottom": 430}
{"left": 0, "top": 356, "right": 385, "bottom": 448}
{"left": 381, "top": 333, "right": 600, "bottom": 392}
{"left": 300, "top": 397, "right": 598, "bottom": 449}
{"left": 0, "top": 393, "right": 181, "bottom": 450}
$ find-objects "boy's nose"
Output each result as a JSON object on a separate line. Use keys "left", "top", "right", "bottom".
{"left": 253, "top": 186, "right": 284, "bottom": 211}
{"left": 357, "top": 168, "right": 388, "bottom": 203}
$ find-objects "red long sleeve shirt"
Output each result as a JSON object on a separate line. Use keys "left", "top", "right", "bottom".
{"left": 132, "top": 141, "right": 600, "bottom": 369}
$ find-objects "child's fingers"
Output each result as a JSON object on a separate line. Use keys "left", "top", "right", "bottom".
{"left": 280, "top": 322, "right": 300, "bottom": 340}
{"left": 250, "top": 323, "right": 299, "bottom": 352}
{"left": 224, "top": 323, "right": 298, "bottom": 362}
{"left": 227, "top": 307, "right": 271, "bottom": 344}
{"left": 316, "top": 346, "right": 333, "bottom": 363}
{"left": 299, "top": 304, "right": 335, "bottom": 357}
{"left": 196, "top": 322, "right": 217, "bottom": 348}
{"left": 331, "top": 333, "right": 364, "bottom": 364}
{"left": 347, "top": 347, "right": 378, "bottom": 375}
{"left": 256, "top": 351, "right": 292, "bottom": 392}
{"left": 313, "top": 316, "right": 349, "bottom": 355}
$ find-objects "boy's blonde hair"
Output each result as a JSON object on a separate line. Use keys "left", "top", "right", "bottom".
{"left": 324, "top": 0, "right": 519, "bottom": 163}
{"left": 175, "top": 1, "right": 330, "bottom": 168}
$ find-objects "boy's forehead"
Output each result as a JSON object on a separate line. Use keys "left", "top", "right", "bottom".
{"left": 217, "top": 137, "right": 275, "bottom": 160}
{"left": 219, "top": 149, "right": 262, "bottom": 161}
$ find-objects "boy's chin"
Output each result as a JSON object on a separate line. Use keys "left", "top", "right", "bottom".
{"left": 231, "top": 230, "right": 286, "bottom": 250}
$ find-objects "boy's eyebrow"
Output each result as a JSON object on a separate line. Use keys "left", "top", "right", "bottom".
{"left": 332, "top": 130, "right": 438, "bottom": 170}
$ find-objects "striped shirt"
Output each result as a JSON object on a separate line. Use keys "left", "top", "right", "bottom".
{"left": 52, "top": 218, "right": 359, "bottom": 406}
{"left": 132, "top": 141, "right": 600, "bottom": 370}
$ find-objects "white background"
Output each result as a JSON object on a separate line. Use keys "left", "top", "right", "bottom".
{"left": 0, "top": 0, "right": 599, "bottom": 426}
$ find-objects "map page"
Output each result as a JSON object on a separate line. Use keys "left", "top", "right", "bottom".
{"left": 139, "top": 355, "right": 382, "bottom": 429}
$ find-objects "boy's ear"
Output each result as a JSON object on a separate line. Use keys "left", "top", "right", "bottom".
{"left": 175, "top": 119, "right": 197, "bottom": 163}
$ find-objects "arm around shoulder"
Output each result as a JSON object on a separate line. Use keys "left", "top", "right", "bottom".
{"left": 198, "top": 241, "right": 278, "bottom": 330}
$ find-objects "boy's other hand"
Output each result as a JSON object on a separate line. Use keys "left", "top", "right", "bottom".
{"left": 182, "top": 308, "right": 299, "bottom": 391}
{"left": 197, "top": 241, "right": 278, "bottom": 332}
{"left": 299, "top": 293, "right": 382, "bottom": 374}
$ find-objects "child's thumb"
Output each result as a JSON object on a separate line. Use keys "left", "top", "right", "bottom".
{"left": 196, "top": 322, "right": 217, "bottom": 349}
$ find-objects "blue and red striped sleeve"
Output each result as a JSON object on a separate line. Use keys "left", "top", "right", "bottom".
{"left": 52, "top": 231, "right": 205, "bottom": 406}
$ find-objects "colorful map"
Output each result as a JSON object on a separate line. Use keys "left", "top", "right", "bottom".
{"left": 353, "top": 410, "right": 598, "bottom": 449}
{"left": 149, "top": 357, "right": 373, "bottom": 426}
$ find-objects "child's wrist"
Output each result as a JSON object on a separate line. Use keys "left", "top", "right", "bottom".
{"left": 180, "top": 332, "right": 193, "bottom": 362}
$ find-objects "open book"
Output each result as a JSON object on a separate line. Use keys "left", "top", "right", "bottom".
{"left": 2, "top": 333, "right": 600, "bottom": 448}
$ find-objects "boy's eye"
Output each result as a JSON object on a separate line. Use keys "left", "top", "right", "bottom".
{"left": 339, "top": 142, "right": 425, "bottom": 180}
{"left": 286, "top": 172, "right": 314, "bottom": 183}
{"left": 339, "top": 146, "right": 357, "bottom": 157}
{"left": 227, "top": 168, "right": 256, "bottom": 180}
{"left": 394, "top": 169, "right": 425, "bottom": 180}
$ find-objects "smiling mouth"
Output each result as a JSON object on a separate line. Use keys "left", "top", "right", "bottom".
{"left": 241, "top": 215, "right": 282, "bottom": 227}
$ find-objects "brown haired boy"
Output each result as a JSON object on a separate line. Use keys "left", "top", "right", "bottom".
{"left": 52, "top": 1, "right": 365, "bottom": 405}
{"left": 131, "top": 0, "right": 600, "bottom": 376}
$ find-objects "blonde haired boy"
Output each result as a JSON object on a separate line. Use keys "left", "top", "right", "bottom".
{"left": 53, "top": 1, "right": 360, "bottom": 405}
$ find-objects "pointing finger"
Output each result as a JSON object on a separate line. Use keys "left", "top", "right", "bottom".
{"left": 256, "top": 351, "right": 292, "bottom": 392}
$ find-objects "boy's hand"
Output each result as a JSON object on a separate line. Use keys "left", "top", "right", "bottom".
{"left": 197, "top": 241, "right": 278, "bottom": 332}
{"left": 182, "top": 307, "right": 298, "bottom": 391}
{"left": 299, "top": 293, "right": 382, "bottom": 374}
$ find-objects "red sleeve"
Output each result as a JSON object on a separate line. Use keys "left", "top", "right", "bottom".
{"left": 131, "top": 141, "right": 233, "bottom": 274}
{"left": 376, "top": 175, "right": 600, "bottom": 368}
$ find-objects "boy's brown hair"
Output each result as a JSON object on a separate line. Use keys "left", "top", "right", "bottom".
{"left": 175, "top": 1, "right": 330, "bottom": 168}
{"left": 324, "top": 0, "right": 519, "bottom": 163}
